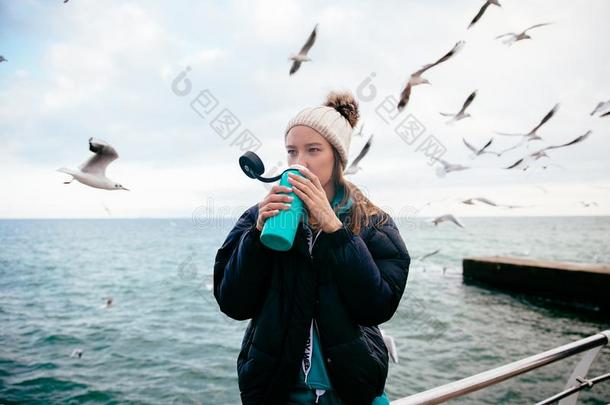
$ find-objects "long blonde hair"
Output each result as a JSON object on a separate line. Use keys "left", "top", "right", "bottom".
{"left": 308, "top": 148, "right": 389, "bottom": 235}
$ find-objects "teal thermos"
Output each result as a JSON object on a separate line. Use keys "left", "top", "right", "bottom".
{"left": 260, "top": 169, "right": 305, "bottom": 251}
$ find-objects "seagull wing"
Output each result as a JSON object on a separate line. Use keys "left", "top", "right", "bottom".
{"left": 473, "top": 197, "right": 498, "bottom": 206}
{"left": 397, "top": 82, "right": 412, "bottom": 111}
{"left": 530, "top": 103, "right": 559, "bottom": 134}
{"left": 429, "top": 155, "right": 450, "bottom": 169}
{"left": 468, "top": 1, "right": 491, "bottom": 29}
{"left": 543, "top": 130, "right": 592, "bottom": 151}
{"left": 480, "top": 137, "right": 493, "bottom": 152}
{"left": 460, "top": 90, "right": 477, "bottom": 113}
{"left": 289, "top": 60, "right": 302, "bottom": 75}
{"left": 78, "top": 137, "right": 119, "bottom": 176}
{"left": 590, "top": 102, "right": 604, "bottom": 116}
{"left": 504, "top": 157, "right": 525, "bottom": 170}
{"left": 343, "top": 164, "right": 357, "bottom": 175}
{"left": 413, "top": 40, "right": 465, "bottom": 76}
{"left": 600, "top": 111, "right": 610, "bottom": 118}
{"left": 495, "top": 32, "right": 516, "bottom": 39}
{"left": 495, "top": 131, "right": 526, "bottom": 137}
{"left": 523, "top": 22, "right": 553, "bottom": 34}
{"left": 447, "top": 214, "right": 465, "bottom": 228}
{"left": 381, "top": 331, "right": 399, "bottom": 364}
{"left": 498, "top": 137, "right": 527, "bottom": 156}
{"left": 298, "top": 24, "right": 318, "bottom": 56}
{"left": 350, "top": 134, "right": 374, "bottom": 169}
{"left": 462, "top": 138, "right": 478, "bottom": 153}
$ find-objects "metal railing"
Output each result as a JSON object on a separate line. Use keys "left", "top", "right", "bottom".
{"left": 391, "top": 330, "right": 610, "bottom": 405}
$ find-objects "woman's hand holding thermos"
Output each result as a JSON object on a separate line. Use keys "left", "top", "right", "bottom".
{"left": 256, "top": 185, "right": 294, "bottom": 231}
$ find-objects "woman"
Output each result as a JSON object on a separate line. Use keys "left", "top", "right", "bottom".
{"left": 214, "top": 91, "right": 411, "bottom": 405}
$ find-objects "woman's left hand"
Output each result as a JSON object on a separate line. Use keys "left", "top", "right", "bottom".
{"left": 287, "top": 166, "right": 343, "bottom": 233}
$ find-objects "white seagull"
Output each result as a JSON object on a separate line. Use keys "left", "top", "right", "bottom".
{"left": 590, "top": 100, "right": 610, "bottom": 117}
{"left": 70, "top": 348, "right": 83, "bottom": 359}
{"left": 504, "top": 130, "right": 592, "bottom": 170}
{"left": 289, "top": 24, "right": 318, "bottom": 75}
{"left": 397, "top": 41, "right": 465, "bottom": 111}
{"left": 58, "top": 137, "right": 129, "bottom": 191}
{"left": 496, "top": 23, "right": 553, "bottom": 46}
{"left": 468, "top": 0, "right": 501, "bottom": 29}
{"left": 344, "top": 134, "right": 373, "bottom": 175}
{"left": 430, "top": 156, "right": 470, "bottom": 178}
{"left": 463, "top": 137, "right": 500, "bottom": 159}
{"left": 440, "top": 90, "right": 477, "bottom": 124}
{"left": 431, "top": 214, "right": 465, "bottom": 228}
{"left": 461, "top": 197, "right": 524, "bottom": 209}
{"left": 497, "top": 103, "right": 560, "bottom": 155}
{"left": 380, "top": 329, "right": 399, "bottom": 364}
{"left": 580, "top": 201, "right": 598, "bottom": 208}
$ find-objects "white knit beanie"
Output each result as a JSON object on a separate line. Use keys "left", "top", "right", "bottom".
{"left": 285, "top": 91, "right": 359, "bottom": 170}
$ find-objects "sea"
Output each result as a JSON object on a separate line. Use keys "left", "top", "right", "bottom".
{"left": 1, "top": 216, "right": 609, "bottom": 404}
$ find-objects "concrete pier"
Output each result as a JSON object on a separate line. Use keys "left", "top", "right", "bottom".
{"left": 463, "top": 256, "right": 610, "bottom": 312}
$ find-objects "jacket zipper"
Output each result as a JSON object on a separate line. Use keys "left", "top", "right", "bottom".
{"left": 311, "top": 229, "right": 322, "bottom": 256}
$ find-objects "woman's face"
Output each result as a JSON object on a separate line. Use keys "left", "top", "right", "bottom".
{"left": 285, "top": 125, "right": 335, "bottom": 189}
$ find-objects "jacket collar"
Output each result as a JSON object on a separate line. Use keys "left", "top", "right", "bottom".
{"left": 293, "top": 185, "right": 353, "bottom": 258}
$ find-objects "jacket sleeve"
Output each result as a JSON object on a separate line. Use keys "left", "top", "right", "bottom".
{"left": 213, "top": 205, "right": 273, "bottom": 321}
{"left": 313, "top": 214, "right": 410, "bottom": 326}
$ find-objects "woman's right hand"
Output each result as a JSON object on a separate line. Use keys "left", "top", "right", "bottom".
{"left": 256, "top": 185, "right": 294, "bottom": 231}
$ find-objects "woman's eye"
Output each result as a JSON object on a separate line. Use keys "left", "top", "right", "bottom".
{"left": 309, "top": 148, "right": 320, "bottom": 152}
{"left": 287, "top": 150, "right": 296, "bottom": 155}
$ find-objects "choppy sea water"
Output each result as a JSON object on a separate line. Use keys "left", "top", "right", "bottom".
{"left": 1, "top": 216, "right": 609, "bottom": 404}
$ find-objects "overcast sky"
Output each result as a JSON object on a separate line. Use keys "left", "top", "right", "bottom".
{"left": 1, "top": 0, "right": 609, "bottom": 218}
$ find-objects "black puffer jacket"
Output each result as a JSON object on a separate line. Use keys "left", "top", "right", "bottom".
{"left": 213, "top": 203, "right": 410, "bottom": 405}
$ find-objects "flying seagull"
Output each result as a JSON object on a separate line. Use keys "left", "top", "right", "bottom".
{"left": 497, "top": 103, "right": 560, "bottom": 155}
{"left": 416, "top": 249, "right": 440, "bottom": 261}
{"left": 504, "top": 130, "right": 592, "bottom": 170}
{"left": 431, "top": 214, "right": 465, "bottom": 228}
{"left": 591, "top": 100, "right": 610, "bottom": 117}
{"left": 344, "top": 134, "right": 373, "bottom": 175}
{"left": 440, "top": 90, "right": 477, "bottom": 124}
{"left": 503, "top": 150, "right": 549, "bottom": 170}
{"left": 463, "top": 137, "right": 500, "bottom": 158}
{"left": 496, "top": 23, "right": 553, "bottom": 46}
{"left": 70, "top": 348, "right": 83, "bottom": 359}
{"left": 430, "top": 156, "right": 470, "bottom": 177}
{"left": 580, "top": 201, "right": 598, "bottom": 208}
{"left": 58, "top": 138, "right": 129, "bottom": 191}
{"left": 0, "top": 55, "right": 7, "bottom": 63}
{"left": 468, "top": 0, "right": 501, "bottom": 29}
{"left": 289, "top": 24, "right": 318, "bottom": 75}
{"left": 414, "top": 197, "right": 450, "bottom": 214}
{"left": 461, "top": 197, "right": 524, "bottom": 209}
{"left": 397, "top": 41, "right": 465, "bottom": 111}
